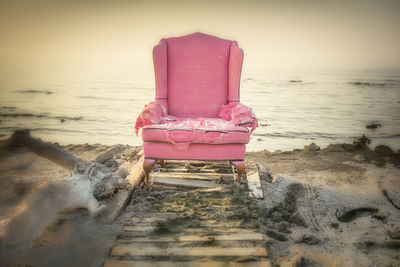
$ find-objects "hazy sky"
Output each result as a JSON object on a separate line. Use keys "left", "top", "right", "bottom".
{"left": 1, "top": 0, "right": 400, "bottom": 82}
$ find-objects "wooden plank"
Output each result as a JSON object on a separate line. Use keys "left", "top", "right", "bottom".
{"left": 113, "top": 241, "right": 263, "bottom": 248}
{"left": 122, "top": 227, "right": 257, "bottom": 234}
{"left": 150, "top": 184, "right": 178, "bottom": 190}
{"left": 118, "top": 232, "right": 267, "bottom": 243}
{"left": 124, "top": 225, "right": 155, "bottom": 231}
{"left": 129, "top": 219, "right": 242, "bottom": 228}
{"left": 130, "top": 210, "right": 238, "bottom": 221}
{"left": 165, "top": 160, "right": 229, "bottom": 165}
{"left": 140, "top": 212, "right": 177, "bottom": 216}
{"left": 154, "top": 172, "right": 232, "bottom": 181}
{"left": 158, "top": 168, "right": 221, "bottom": 174}
{"left": 110, "top": 245, "right": 268, "bottom": 257}
{"left": 246, "top": 168, "right": 264, "bottom": 199}
{"left": 197, "top": 186, "right": 227, "bottom": 192}
{"left": 126, "top": 152, "right": 144, "bottom": 186}
{"left": 153, "top": 177, "right": 216, "bottom": 188}
{"left": 104, "top": 260, "right": 271, "bottom": 267}
{"left": 135, "top": 149, "right": 143, "bottom": 160}
{"left": 98, "top": 190, "right": 131, "bottom": 223}
{"left": 124, "top": 220, "right": 242, "bottom": 231}
{"left": 131, "top": 217, "right": 173, "bottom": 223}
{"left": 95, "top": 150, "right": 146, "bottom": 222}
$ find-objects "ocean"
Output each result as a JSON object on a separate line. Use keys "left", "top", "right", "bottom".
{"left": 1, "top": 69, "right": 399, "bottom": 152}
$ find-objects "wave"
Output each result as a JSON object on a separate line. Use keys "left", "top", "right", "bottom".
{"left": 0, "top": 106, "right": 17, "bottom": 110}
{"left": 16, "top": 90, "right": 54, "bottom": 95}
{"left": 349, "top": 82, "right": 386, "bottom": 87}
{"left": 0, "top": 127, "right": 86, "bottom": 133}
{"left": 78, "top": 95, "right": 140, "bottom": 101}
{"left": 253, "top": 131, "right": 400, "bottom": 140}
{"left": 0, "top": 112, "right": 83, "bottom": 121}
{"left": 253, "top": 131, "right": 341, "bottom": 140}
{"left": 78, "top": 95, "right": 121, "bottom": 101}
{"left": 368, "top": 133, "right": 400, "bottom": 139}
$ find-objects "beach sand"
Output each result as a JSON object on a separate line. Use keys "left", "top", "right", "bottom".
{"left": 0, "top": 134, "right": 399, "bottom": 266}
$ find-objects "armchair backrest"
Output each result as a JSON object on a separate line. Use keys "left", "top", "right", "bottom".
{"left": 153, "top": 33, "right": 243, "bottom": 118}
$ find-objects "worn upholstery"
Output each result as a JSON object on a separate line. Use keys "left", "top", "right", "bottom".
{"left": 135, "top": 32, "right": 257, "bottom": 161}
{"left": 142, "top": 118, "right": 250, "bottom": 147}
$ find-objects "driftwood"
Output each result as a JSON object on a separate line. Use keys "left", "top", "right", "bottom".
{"left": 95, "top": 145, "right": 129, "bottom": 164}
{"left": 153, "top": 176, "right": 217, "bottom": 188}
{"left": 125, "top": 151, "right": 145, "bottom": 186}
{"left": 5, "top": 130, "right": 88, "bottom": 171}
{"left": 3, "top": 130, "right": 140, "bottom": 223}
{"left": 4, "top": 130, "right": 132, "bottom": 201}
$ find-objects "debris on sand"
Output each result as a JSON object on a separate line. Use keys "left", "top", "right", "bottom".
{"left": 352, "top": 134, "right": 371, "bottom": 149}
{"left": 303, "top": 142, "right": 320, "bottom": 152}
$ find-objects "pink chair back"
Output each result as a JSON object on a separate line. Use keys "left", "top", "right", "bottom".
{"left": 153, "top": 33, "right": 243, "bottom": 118}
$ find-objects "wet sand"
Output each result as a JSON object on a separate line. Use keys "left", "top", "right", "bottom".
{"left": 0, "top": 136, "right": 399, "bottom": 266}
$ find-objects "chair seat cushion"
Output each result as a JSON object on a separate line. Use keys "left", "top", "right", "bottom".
{"left": 141, "top": 118, "right": 250, "bottom": 145}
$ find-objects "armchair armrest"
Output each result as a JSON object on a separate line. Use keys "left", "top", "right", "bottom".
{"left": 218, "top": 102, "right": 258, "bottom": 133}
{"left": 134, "top": 100, "right": 167, "bottom": 135}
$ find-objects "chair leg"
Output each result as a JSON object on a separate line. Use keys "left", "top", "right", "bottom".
{"left": 143, "top": 159, "right": 155, "bottom": 189}
{"left": 232, "top": 161, "right": 245, "bottom": 183}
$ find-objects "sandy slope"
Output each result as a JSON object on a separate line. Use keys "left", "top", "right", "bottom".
{"left": 0, "top": 138, "right": 399, "bottom": 266}
{"left": 246, "top": 143, "right": 400, "bottom": 266}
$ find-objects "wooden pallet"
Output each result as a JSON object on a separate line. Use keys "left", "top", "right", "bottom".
{"left": 150, "top": 160, "right": 263, "bottom": 200}
{"left": 106, "top": 211, "right": 270, "bottom": 267}
{"left": 105, "top": 159, "right": 268, "bottom": 266}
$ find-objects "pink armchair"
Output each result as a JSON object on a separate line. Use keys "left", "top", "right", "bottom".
{"left": 135, "top": 33, "right": 258, "bottom": 187}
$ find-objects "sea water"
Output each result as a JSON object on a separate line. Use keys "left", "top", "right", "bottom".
{"left": 0, "top": 69, "right": 399, "bottom": 152}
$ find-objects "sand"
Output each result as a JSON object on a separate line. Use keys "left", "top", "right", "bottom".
{"left": 0, "top": 135, "right": 399, "bottom": 266}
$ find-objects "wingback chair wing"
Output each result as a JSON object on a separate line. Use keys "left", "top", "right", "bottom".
{"left": 135, "top": 32, "right": 258, "bottom": 187}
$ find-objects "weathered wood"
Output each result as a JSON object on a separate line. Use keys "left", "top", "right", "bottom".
{"left": 165, "top": 160, "right": 229, "bottom": 165}
{"left": 158, "top": 168, "right": 221, "bottom": 173}
{"left": 154, "top": 172, "right": 231, "bottom": 181}
{"left": 153, "top": 177, "right": 217, "bottom": 188}
{"left": 126, "top": 153, "right": 144, "bottom": 186}
{"left": 118, "top": 232, "right": 267, "bottom": 243}
{"left": 136, "top": 149, "right": 143, "bottom": 160}
{"left": 256, "top": 163, "right": 272, "bottom": 183}
{"left": 135, "top": 212, "right": 177, "bottom": 217}
{"left": 123, "top": 226, "right": 257, "bottom": 234}
{"left": 97, "top": 190, "right": 131, "bottom": 223}
{"left": 98, "top": 151, "right": 145, "bottom": 221}
{"left": 197, "top": 186, "right": 228, "bottom": 192}
{"left": 110, "top": 245, "right": 268, "bottom": 257}
{"left": 124, "top": 225, "right": 155, "bottom": 231}
{"left": 104, "top": 260, "right": 272, "bottom": 267}
{"left": 4, "top": 130, "right": 87, "bottom": 170}
{"left": 128, "top": 219, "right": 242, "bottom": 228}
{"left": 130, "top": 211, "right": 239, "bottom": 224}
{"left": 150, "top": 184, "right": 178, "bottom": 190}
{"left": 247, "top": 171, "right": 264, "bottom": 199}
{"left": 114, "top": 241, "right": 263, "bottom": 248}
